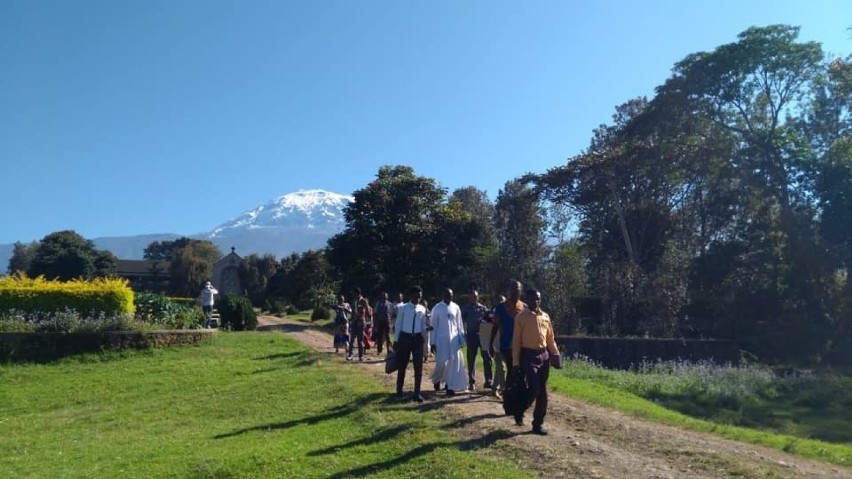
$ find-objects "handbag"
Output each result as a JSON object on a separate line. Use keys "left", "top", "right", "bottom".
{"left": 502, "top": 367, "right": 529, "bottom": 416}
{"left": 385, "top": 351, "right": 399, "bottom": 374}
{"left": 549, "top": 350, "right": 564, "bottom": 369}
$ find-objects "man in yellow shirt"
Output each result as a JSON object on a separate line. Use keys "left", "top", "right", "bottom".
{"left": 511, "top": 288, "right": 558, "bottom": 435}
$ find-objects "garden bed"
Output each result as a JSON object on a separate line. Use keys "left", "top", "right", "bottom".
{"left": 0, "top": 330, "right": 215, "bottom": 362}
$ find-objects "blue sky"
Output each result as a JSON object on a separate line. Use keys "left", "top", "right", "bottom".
{"left": 1, "top": 0, "right": 849, "bottom": 244}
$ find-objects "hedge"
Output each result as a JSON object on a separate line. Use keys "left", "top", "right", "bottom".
{"left": 0, "top": 274, "right": 135, "bottom": 316}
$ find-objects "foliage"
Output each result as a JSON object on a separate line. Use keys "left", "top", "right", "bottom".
{"left": 561, "top": 357, "right": 852, "bottom": 445}
{"left": 310, "top": 307, "right": 331, "bottom": 321}
{"left": 6, "top": 241, "right": 37, "bottom": 275}
{"left": 493, "top": 179, "right": 548, "bottom": 290}
{"left": 142, "top": 237, "right": 222, "bottom": 297}
{"left": 267, "top": 249, "right": 337, "bottom": 311}
{"left": 217, "top": 293, "right": 257, "bottom": 331}
{"left": 14, "top": 230, "right": 118, "bottom": 281}
{"left": 263, "top": 298, "right": 289, "bottom": 316}
{"left": 0, "top": 308, "right": 136, "bottom": 333}
{"left": 0, "top": 273, "right": 135, "bottom": 316}
{"left": 238, "top": 253, "right": 279, "bottom": 305}
{"left": 327, "top": 166, "right": 493, "bottom": 297}
{"left": 528, "top": 25, "right": 851, "bottom": 365}
{"left": 134, "top": 291, "right": 205, "bottom": 329}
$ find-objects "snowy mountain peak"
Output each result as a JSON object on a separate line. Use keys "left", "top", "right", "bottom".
{"left": 208, "top": 189, "right": 353, "bottom": 237}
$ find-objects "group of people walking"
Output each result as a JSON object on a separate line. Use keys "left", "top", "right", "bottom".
{"left": 332, "top": 280, "right": 560, "bottom": 436}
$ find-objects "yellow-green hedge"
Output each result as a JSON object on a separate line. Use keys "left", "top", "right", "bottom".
{"left": 0, "top": 274, "right": 135, "bottom": 315}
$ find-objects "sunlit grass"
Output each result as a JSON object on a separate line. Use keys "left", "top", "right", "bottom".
{"left": 0, "top": 333, "right": 530, "bottom": 479}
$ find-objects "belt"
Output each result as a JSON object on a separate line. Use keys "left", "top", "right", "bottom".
{"left": 521, "top": 347, "right": 547, "bottom": 353}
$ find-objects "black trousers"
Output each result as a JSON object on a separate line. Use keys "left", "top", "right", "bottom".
{"left": 396, "top": 332, "right": 424, "bottom": 394}
{"left": 466, "top": 333, "right": 493, "bottom": 385}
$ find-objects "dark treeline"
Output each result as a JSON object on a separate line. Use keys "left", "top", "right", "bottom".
{"left": 6, "top": 26, "right": 850, "bottom": 367}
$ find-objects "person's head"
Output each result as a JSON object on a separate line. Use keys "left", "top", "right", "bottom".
{"left": 496, "top": 294, "right": 506, "bottom": 305}
{"left": 338, "top": 295, "right": 346, "bottom": 304}
{"left": 469, "top": 289, "right": 479, "bottom": 305}
{"left": 205, "top": 281, "right": 212, "bottom": 288}
{"left": 381, "top": 291, "right": 389, "bottom": 301}
{"left": 359, "top": 297, "right": 369, "bottom": 307}
{"left": 353, "top": 287, "right": 362, "bottom": 298}
{"left": 508, "top": 280, "right": 522, "bottom": 301}
{"left": 409, "top": 285, "right": 423, "bottom": 304}
{"left": 398, "top": 293, "right": 404, "bottom": 303}
{"left": 443, "top": 287, "right": 453, "bottom": 304}
{"left": 525, "top": 288, "right": 541, "bottom": 311}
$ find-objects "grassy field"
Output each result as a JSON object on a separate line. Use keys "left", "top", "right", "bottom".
{"left": 0, "top": 333, "right": 531, "bottom": 479}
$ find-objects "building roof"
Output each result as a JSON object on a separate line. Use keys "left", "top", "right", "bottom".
{"left": 116, "top": 259, "right": 171, "bottom": 276}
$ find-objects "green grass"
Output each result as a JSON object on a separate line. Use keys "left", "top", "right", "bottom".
{"left": 548, "top": 369, "right": 852, "bottom": 467}
{"left": 0, "top": 333, "right": 531, "bottom": 479}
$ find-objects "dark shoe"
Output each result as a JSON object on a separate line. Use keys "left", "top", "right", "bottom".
{"left": 395, "top": 390, "right": 404, "bottom": 399}
{"left": 514, "top": 414, "right": 524, "bottom": 426}
{"left": 411, "top": 393, "right": 425, "bottom": 403}
{"left": 484, "top": 381, "right": 493, "bottom": 390}
{"left": 433, "top": 382, "right": 441, "bottom": 391}
{"left": 532, "top": 426, "right": 548, "bottom": 436}
{"left": 468, "top": 382, "right": 476, "bottom": 392}
{"left": 446, "top": 389, "right": 456, "bottom": 397}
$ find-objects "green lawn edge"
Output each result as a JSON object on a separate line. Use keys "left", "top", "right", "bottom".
{"left": 548, "top": 373, "right": 850, "bottom": 467}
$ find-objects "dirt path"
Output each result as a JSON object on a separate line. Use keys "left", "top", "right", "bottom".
{"left": 257, "top": 316, "right": 851, "bottom": 479}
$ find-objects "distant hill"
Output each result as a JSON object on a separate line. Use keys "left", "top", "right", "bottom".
{"left": 0, "top": 190, "right": 353, "bottom": 271}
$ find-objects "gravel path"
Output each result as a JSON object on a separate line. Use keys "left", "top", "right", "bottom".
{"left": 257, "top": 315, "right": 851, "bottom": 479}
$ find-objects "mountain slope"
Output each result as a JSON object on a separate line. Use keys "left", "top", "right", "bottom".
{"left": 0, "top": 190, "right": 354, "bottom": 268}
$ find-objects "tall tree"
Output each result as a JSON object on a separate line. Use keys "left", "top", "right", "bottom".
{"left": 167, "top": 240, "right": 222, "bottom": 297}
{"left": 493, "top": 179, "right": 547, "bottom": 289}
{"left": 27, "top": 230, "right": 117, "bottom": 280}
{"left": 7, "top": 241, "right": 38, "bottom": 275}
{"left": 327, "top": 165, "right": 448, "bottom": 294}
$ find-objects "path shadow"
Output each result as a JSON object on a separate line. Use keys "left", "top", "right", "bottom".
{"left": 306, "top": 424, "right": 410, "bottom": 457}
{"left": 324, "top": 429, "right": 518, "bottom": 479}
{"left": 213, "top": 392, "right": 389, "bottom": 439}
{"left": 253, "top": 352, "right": 303, "bottom": 361}
{"left": 257, "top": 322, "right": 313, "bottom": 333}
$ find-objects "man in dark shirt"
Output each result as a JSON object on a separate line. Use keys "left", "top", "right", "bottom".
{"left": 461, "top": 289, "right": 493, "bottom": 391}
{"left": 489, "top": 280, "right": 526, "bottom": 375}
{"left": 373, "top": 292, "right": 394, "bottom": 355}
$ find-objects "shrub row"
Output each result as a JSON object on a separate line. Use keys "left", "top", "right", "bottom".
{"left": 0, "top": 274, "right": 134, "bottom": 316}
{"left": 0, "top": 330, "right": 215, "bottom": 362}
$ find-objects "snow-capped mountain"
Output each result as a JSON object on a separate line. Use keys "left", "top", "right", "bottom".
{"left": 0, "top": 190, "right": 355, "bottom": 267}
{"left": 208, "top": 189, "right": 353, "bottom": 236}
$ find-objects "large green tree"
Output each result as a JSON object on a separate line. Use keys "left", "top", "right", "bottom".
{"left": 144, "top": 237, "right": 222, "bottom": 296}
{"left": 26, "top": 230, "right": 117, "bottom": 280}
{"left": 327, "top": 165, "right": 488, "bottom": 298}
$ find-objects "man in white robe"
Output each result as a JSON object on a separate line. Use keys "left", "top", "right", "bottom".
{"left": 430, "top": 288, "right": 467, "bottom": 396}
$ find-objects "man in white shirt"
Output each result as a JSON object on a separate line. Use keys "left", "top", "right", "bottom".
{"left": 430, "top": 287, "right": 467, "bottom": 396}
{"left": 393, "top": 285, "right": 428, "bottom": 403}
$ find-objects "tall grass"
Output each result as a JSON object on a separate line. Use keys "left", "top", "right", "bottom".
{"left": 550, "top": 356, "right": 852, "bottom": 465}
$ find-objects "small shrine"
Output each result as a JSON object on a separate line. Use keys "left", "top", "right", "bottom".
{"left": 212, "top": 247, "right": 242, "bottom": 296}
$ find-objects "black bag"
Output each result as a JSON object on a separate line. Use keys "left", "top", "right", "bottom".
{"left": 502, "top": 367, "right": 529, "bottom": 416}
{"left": 385, "top": 351, "right": 399, "bottom": 374}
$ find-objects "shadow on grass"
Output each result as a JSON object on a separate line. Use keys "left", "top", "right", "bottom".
{"left": 253, "top": 352, "right": 303, "bottom": 361}
{"left": 324, "top": 429, "right": 518, "bottom": 479}
{"left": 307, "top": 425, "right": 411, "bottom": 456}
{"left": 213, "top": 392, "right": 391, "bottom": 439}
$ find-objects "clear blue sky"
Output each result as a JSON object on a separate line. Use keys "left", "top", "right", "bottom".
{"left": 1, "top": 0, "right": 849, "bottom": 244}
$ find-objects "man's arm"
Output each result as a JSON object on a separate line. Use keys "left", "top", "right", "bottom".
{"left": 545, "top": 315, "right": 558, "bottom": 355}
{"left": 512, "top": 312, "right": 523, "bottom": 368}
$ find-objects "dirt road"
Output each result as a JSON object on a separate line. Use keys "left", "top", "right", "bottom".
{"left": 257, "top": 315, "right": 851, "bottom": 479}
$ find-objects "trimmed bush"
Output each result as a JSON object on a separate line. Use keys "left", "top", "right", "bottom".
{"left": 311, "top": 307, "right": 331, "bottom": 321}
{"left": 135, "top": 292, "right": 205, "bottom": 329}
{"left": 285, "top": 305, "right": 300, "bottom": 316}
{"left": 218, "top": 294, "right": 257, "bottom": 331}
{"left": 0, "top": 274, "right": 134, "bottom": 316}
